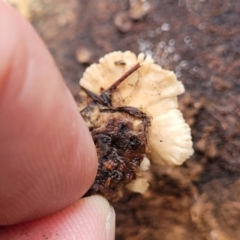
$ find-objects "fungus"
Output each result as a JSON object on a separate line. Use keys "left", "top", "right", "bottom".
{"left": 79, "top": 51, "right": 193, "bottom": 200}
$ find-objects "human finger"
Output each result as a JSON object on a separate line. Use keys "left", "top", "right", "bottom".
{"left": 0, "top": 195, "right": 115, "bottom": 240}
{"left": 0, "top": 1, "right": 97, "bottom": 225}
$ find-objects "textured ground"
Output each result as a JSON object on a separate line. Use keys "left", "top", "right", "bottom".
{"left": 8, "top": 0, "right": 240, "bottom": 239}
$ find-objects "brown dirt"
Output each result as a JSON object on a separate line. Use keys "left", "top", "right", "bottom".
{"left": 10, "top": 0, "right": 240, "bottom": 239}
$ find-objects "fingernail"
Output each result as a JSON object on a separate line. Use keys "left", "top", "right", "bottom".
{"left": 106, "top": 206, "right": 115, "bottom": 240}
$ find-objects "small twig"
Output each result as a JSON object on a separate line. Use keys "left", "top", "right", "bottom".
{"left": 82, "top": 63, "right": 141, "bottom": 109}
{"left": 103, "top": 63, "right": 141, "bottom": 94}
{"left": 81, "top": 86, "right": 106, "bottom": 105}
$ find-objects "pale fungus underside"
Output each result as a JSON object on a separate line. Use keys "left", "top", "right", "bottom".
{"left": 79, "top": 51, "right": 193, "bottom": 200}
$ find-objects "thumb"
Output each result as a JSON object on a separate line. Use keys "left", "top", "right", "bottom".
{"left": 0, "top": 195, "right": 116, "bottom": 240}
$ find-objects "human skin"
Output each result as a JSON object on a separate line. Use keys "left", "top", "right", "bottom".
{"left": 0, "top": 1, "right": 115, "bottom": 239}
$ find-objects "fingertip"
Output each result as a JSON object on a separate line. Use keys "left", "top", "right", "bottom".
{"left": 0, "top": 196, "right": 116, "bottom": 240}
{"left": 0, "top": 1, "right": 97, "bottom": 224}
{"left": 81, "top": 195, "right": 116, "bottom": 240}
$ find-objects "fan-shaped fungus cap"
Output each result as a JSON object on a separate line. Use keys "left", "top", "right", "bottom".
{"left": 80, "top": 51, "right": 193, "bottom": 166}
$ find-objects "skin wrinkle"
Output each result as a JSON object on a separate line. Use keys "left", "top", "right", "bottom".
{"left": 67, "top": 205, "right": 91, "bottom": 239}
{"left": 0, "top": 57, "right": 11, "bottom": 100}
{"left": 0, "top": 4, "right": 21, "bottom": 98}
{"left": 80, "top": 197, "right": 107, "bottom": 240}
{"left": 0, "top": 22, "right": 27, "bottom": 109}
